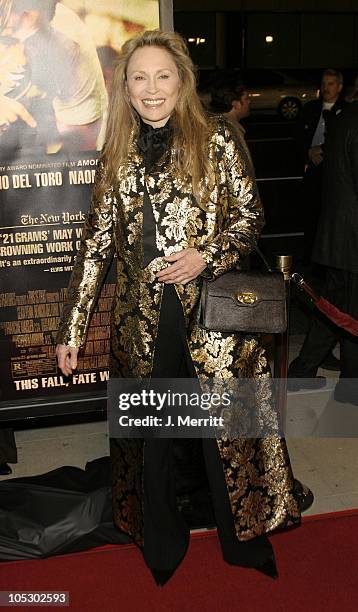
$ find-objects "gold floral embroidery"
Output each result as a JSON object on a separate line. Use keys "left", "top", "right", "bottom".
{"left": 57, "top": 116, "right": 300, "bottom": 546}
{"left": 116, "top": 260, "right": 127, "bottom": 297}
{"left": 162, "top": 197, "right": 203, "bottom": 243}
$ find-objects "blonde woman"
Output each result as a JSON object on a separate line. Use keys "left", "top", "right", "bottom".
{"left": 56, "top": 30, "right": 300, "bottom": 585}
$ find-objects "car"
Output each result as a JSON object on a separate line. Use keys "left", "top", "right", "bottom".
{"left": 243, "top": 69, "right": 318, "bottom": 120}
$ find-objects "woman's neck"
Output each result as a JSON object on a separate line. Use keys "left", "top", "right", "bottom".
{"left": 140, "top": 116, "right": 171, "bottom": 130}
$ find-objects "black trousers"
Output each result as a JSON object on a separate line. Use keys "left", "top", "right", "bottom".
{"left": 293, "top": 267, "right": 358, "bottom": 378}
{"left": 143, "top": 285, "right": 270, "bottom": 570}
{"left": 0, "top": 428, "right": 17, "bottom": 464}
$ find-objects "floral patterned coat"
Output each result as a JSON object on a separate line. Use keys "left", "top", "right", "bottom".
{"left": 57, "top": 115, "right": 300, "bottom": 546}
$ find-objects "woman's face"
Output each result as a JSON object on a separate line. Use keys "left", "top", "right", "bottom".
{"left": 126, "top": 45, "right": 180, "bottom": 128}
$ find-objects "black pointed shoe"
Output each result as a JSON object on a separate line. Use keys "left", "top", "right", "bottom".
{"left": 255, "top": 556, "right": 278, "bottom": 579}
{"left": 150, "top": 567, "right": 176, "bottom": 587}
{"left": 0, "top": 462, "right": 12, "bottom": 476}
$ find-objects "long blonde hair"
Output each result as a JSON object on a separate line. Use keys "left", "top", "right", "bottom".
{"left": 96, "top": 30, "right": 211, "bottom": 203}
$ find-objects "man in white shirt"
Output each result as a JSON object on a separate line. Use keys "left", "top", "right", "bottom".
{"left": 289, "top": 69, "right": 345, "bottom": 386}
{"left": 305, "top": 70, "right": 344, "bottom": 167}
{"left": 296, "top": 69, "right": 344, "bottom": 265}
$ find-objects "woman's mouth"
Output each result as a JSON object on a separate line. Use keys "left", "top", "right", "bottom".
{"left": 142, "top": 99, "right": 165, "bottom": 107}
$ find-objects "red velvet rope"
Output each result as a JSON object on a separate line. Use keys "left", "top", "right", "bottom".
{"left": 316, "top": 297, "right": 358, "bottom": 337}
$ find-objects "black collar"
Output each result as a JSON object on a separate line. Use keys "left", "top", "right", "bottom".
{"left": 137, "top": 118, "right": 172, "bottom": 168}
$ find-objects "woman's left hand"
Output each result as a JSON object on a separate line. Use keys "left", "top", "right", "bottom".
{"left": 156, "top": 248, "right": 206, "bottom": 285}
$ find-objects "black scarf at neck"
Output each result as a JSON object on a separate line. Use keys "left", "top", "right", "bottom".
{"left": 137, "top": 119, "right": 172, "bottom": 170}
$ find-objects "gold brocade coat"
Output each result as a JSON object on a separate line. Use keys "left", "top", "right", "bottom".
{"left": 57, "top": 116, "right": 300, "bottom": 545}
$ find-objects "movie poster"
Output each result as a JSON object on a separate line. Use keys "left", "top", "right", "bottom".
{"left": 0, "top": 0, "right": 160, "bottom": 408}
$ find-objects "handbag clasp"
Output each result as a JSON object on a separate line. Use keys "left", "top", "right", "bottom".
{"left": 237, "top": 291, "right": 257, "bottom": 305}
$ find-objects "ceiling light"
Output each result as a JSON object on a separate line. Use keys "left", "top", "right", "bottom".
{"left": 187, "top": 37, "right": 206, "bottom": 45}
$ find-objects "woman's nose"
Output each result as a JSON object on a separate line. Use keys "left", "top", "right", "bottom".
{"left": 145, "top": 77, "right": 159, "bottom": 94}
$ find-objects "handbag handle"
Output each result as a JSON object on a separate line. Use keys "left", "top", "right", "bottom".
{"left": 252, "top": 244, "right": 273, "bottom": 273}
{"left": 238, "top": 234, "right": 273, "bottom": 273}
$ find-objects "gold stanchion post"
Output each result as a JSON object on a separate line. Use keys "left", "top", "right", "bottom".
{"left": 274, "top": 254, "right": 292, "bottom": 431}
{"left": 274, "top": 254, "right": 314, "bottom": 512}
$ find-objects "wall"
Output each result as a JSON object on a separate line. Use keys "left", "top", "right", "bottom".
{"left": 174, "top": 5, "right": 358, "bottom": 69}
{"left": 174, "top": 0, "right": 358, "bottom": 11}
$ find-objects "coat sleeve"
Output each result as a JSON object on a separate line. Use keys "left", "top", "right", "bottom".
{"left": 56, "top": 162, "right": 115, "bottom": 348}
{"left": 349, "top": 125, "right": 358, "bottom": 199}
{"left": 197, "top": 121, "right": 264, "bottom": 280}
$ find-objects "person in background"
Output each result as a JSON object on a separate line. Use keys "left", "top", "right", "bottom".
{"left": 211, "top": 82, "right": 254, "bottom": 174}
{"left": 296, "top": 68, "right": 344, "bottom": 268}
{"left": 291, "top": 87, "right": 358, "bottom": 403}
{"left": 289, "top": 69, "right": 345, "bottom": 384}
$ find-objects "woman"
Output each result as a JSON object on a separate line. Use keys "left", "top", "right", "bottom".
{"left": 56, "top": 30, "right": 300, "bottom": 585}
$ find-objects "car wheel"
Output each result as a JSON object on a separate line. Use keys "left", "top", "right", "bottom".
{"left": 279, "top": 97, "right": 301, "bottom": 120}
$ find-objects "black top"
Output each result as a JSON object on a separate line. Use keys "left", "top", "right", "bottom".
{"left": 295, "top": 98, "right": 345, "bottom": 168}
{"left": 137, "top": 119, "right": 172, "bottom": 267}
{"left": 312, "top": 100, "right": 358, "bottom": 273}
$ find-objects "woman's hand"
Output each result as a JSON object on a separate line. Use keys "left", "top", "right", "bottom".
{"left": 156, "top": 248, "right": 206, "bottom": 285}
{"left": 56, "top": 344, "right": 79, "bottom": 377}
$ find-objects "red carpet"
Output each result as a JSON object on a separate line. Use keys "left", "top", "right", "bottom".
{"left": 0, "top": 510, "right": 357, "bottom": 612}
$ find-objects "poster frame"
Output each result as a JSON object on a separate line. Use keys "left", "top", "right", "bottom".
{"left": 159, "top": 0, "right": 174, "bottom": 30}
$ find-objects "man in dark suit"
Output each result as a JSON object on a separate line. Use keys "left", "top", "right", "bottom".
{"left": 297, "top": 68, "right": 344, "bottom": 264}
{"left": 288, "top": 69, "right": 345, "bottom": 385}
{"left": 289, "top": 91, "right": 358, "bottom": 395}
{"left": 310, "top": 95, "right": 358, "bottom": 403}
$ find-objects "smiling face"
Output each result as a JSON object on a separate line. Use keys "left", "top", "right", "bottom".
{"left": 126, "top": 45, "right": 181, "bottom": 128}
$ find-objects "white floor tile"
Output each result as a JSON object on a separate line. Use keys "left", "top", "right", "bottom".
{"left": 304, "top": 494, "right": 347, "bottom": 516}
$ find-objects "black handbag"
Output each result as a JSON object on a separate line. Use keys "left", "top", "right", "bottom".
{"left": 198, "top": 243, "right": 287, "bottom": 334}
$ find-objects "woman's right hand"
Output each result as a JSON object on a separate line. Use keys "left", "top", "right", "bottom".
{"left": 56, "top": 344, "right": 79, "bottom": 377}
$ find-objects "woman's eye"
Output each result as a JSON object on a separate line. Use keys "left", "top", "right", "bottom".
{"left": 159, "top": 74, "right": 170, "bottom": 79}
{"left": 134, "top": 75, "right": 144, "bottom": 81}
